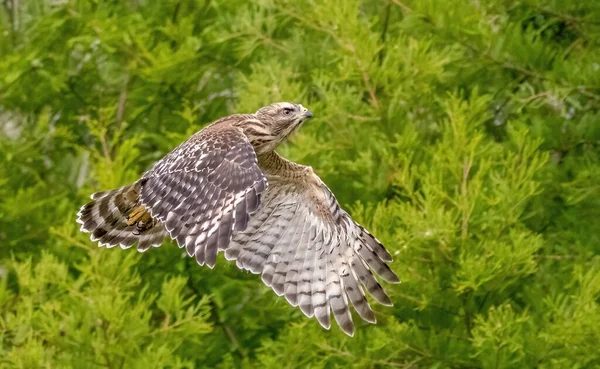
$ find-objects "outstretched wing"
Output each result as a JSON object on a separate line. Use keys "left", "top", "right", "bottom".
{"left": 139, "top": 119, "right": 267, "bottom": 267}
{"left": 224, "top": 161, "right": 398, "bottom": 336}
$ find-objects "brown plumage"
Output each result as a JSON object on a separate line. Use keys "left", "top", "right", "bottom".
{"left": 76, "top": 102, "right": 399, "bottom": 336}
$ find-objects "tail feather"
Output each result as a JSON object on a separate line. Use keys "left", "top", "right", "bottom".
{"left": 76, "top": 182, "right": 168, "bottom": 251}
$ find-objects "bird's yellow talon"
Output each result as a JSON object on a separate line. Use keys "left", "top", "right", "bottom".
{"left": 127, "top": 206, "right": 147, "bottom": 226}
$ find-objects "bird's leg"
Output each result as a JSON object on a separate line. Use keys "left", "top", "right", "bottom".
{"left": 127, "top": 205, "right": 151, "bottom": 226}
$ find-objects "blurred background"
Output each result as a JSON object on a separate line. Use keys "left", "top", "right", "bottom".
{"left": 1, "top": 0, "right": 599, "bottom": 368}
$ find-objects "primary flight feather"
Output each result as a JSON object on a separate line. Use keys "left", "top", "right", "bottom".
{"left": 76, "top": 102, "right": 399, "bottom": 336}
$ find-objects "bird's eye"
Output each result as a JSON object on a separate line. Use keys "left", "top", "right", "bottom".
{"left": 282, "top": 108, "right": 293, "bottom": 116}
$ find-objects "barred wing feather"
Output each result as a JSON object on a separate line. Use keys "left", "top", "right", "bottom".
{"left": 225, "top": 169, "right": 399, "bottom": 336}
{"left": 139, "top": 122, "right": 267, "bottom": 268}
{"left": 77, "top": 119, "right": 267, "bottom": 264}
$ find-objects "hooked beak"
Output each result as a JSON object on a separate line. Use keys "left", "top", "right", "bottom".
{"left": 303, "top": 109, "right": 313, "bottom": 119}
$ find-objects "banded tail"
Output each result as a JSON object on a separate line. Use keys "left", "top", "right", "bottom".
{"left": 76, "top": 181, "right": 168, "bottom": 251}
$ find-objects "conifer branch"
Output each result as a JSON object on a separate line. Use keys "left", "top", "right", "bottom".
{"left": 115, "top": 73, "right": 129, "bottom": 129}
{"left": 379, "top": 2, "right": 392, "bottom": 66}
{"left": 389, "top": 0, "right": 412, "bottom": 13}
{"left": 534, "top": 6, "right": 600, "bottom": 27}
{"left": 183, "top": 259, "right": 246, "bottom": 360}
{"left": 274, "top": 7, "right": 380, "bottom": 110}
{"left": 462, "top": 292, "right": 474, "bottom": 338}
{"left": 460, "top": 158, "right": 473, "bottom": 240}
{"left": 421, "top": 15, "right": 600, "bottom": 104}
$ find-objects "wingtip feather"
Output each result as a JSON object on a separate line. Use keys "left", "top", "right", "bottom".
{"left": 342, "top": 325, "right": 355, "bottom": 337}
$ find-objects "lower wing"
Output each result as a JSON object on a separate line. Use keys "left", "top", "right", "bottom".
{"left": 224, "top": 168, "right": 399, "bottom": 336}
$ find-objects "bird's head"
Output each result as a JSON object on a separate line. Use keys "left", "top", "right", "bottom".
{"left": 239, "top": 102, "right": 313, "bottom": 154}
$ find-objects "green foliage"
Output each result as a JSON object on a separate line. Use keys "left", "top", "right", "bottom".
{"left": 1, "top": 0, "right": 599, "bottom": 368}
{"left": 0, "top": 251, "right": 211, "bottom": 368}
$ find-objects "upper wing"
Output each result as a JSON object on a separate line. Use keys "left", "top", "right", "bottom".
{"left": 139, "top": 120, "right": 267, "bottom": 267}
{"left": 224, "top": 160, "right": 398, "bottom": 336}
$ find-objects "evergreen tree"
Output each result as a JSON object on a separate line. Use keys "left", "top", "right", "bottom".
{"left": 1, "top": 0, "right": 599, "bottom": 368}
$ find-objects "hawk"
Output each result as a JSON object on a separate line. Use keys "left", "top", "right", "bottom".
{"left": 76, "top": 102, "right": 399, "bottom": 336}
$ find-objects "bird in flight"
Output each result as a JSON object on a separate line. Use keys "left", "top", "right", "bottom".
{"left": 77, "top": 102, "right": 399, "bottom": 336}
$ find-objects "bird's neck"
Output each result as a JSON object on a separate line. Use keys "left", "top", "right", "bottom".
{"left": 257, "top": 151, "right": 307, "bottom": 177}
